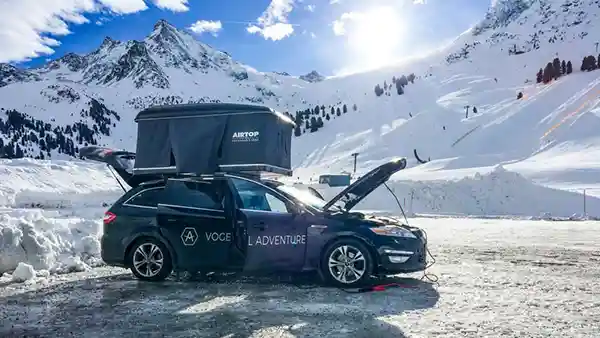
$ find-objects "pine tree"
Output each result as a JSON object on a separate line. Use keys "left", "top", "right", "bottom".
{"left": 336, "top": 107, "right": 341, "bottom": 116}
{"left": 552, "top": 57, "right": 561, "bottom": 79}
{"left": 396, "top": 80, "right": 404, "bottom": 95}
{"left": 581, "top": 56, "right": 589, "bottom": 71}
{"left": 598, "top": 55, "right": 600, "bottom": 69}
{"left": 399, "top": 75, "right": 408, "bottom": 87}
{"left": 317, "top": 117, "right": 324, "bottom": 128}
{"left": 566, "top": 60, "right": 573, "bottom": 74}
{"left": 309, "top": 117, "right": 318, "bottom": 132}
{"left": 343, "top": 104, "right": 348, "bottom": 114}
{"left": 352, "top": 103, "right": 357, "bottom": 111}
{"left": 543, "top": 62, "right": 554, "bottom": 83}
{"left": 374, "top": 84, "right": 384, "bottom": 97}
{"left": 3, "top": 143, "right": 14, "bottom": 158}
{"left": 536, "top": 68, "right": 543, "bottom": 83}
{"left": 325, "top": 114, "right": 330, "bottom": 121}
{"left": 561, "top": 60, "right": 566, "bottom": 75}
{"left": 294, "top": 125, "right": 301, "bottom": 137}
{"left": 330, "top": 107, "right": 335, "bottom": 116}
{"left": 590, "top": 55, "right": 598, "bottom": 70}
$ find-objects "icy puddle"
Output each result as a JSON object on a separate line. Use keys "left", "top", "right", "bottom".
{"left": 1, "top": 218, "right": 599, "bottom": 338}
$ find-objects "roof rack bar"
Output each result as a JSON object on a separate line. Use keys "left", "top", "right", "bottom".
{"left": 131, "top": 165, "right": 291, "bottom": 177}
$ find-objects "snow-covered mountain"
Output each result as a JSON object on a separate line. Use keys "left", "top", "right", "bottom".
{"left": 1, "top": 0, "right": 600, "bottom": 195}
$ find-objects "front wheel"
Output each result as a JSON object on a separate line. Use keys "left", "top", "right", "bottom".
{"left": 128, "top": 238, "right": 173, "bottom": 282}
{"left": 320, "top": 238, "right": 374, "bottom": 288}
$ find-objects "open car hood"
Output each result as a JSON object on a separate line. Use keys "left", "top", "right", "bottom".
{"left": 323, "top": 158, "right": 407, "bottom": 212}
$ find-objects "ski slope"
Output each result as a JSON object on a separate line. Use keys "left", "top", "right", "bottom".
{"left": 291, "top": 54, "right": 600, "bottom": 199}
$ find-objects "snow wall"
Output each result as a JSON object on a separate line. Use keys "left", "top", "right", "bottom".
{"left": 302, "top": 165, "right": 600, "bottom": 219}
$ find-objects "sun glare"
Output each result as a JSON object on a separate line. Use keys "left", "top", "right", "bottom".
{"left": 346, "top": 7, "right": 405, "bottom": 69}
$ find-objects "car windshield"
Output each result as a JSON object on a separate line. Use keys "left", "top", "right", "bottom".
{"left": 276, "top": 185, "right": 328, "bottom": 210}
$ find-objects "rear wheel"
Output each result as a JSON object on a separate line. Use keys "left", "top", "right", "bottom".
{"left": 320, "top": 238, "right": 374, "bottom": 288}
{"left": 128, "top": 238, "right": 172, "bottom": 282}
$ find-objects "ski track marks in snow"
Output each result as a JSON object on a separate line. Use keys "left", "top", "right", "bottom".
{"left": 0, "top": 218, "right": 598, "bottom": 338}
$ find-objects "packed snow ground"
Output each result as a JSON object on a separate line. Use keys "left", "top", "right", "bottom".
{"left": 1, "top": 158, "right": 599, "bottom": 276}
{"left": 1, "top": 217, "right": 598, "bottom": 337}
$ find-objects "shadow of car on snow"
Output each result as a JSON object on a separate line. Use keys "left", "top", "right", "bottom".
{"left": 1, "top": 272, "right": 440, "bottom": 337}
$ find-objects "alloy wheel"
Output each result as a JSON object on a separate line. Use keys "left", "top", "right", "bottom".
{"left": 132, "top": 243, "right": 164, "bottom": 278}
{"left": 327, "top": 245, "right": 366, "bottom": 284}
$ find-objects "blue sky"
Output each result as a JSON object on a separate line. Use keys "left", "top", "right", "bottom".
{"left": 1, "top": 0, "right": 490, "bottom": 76}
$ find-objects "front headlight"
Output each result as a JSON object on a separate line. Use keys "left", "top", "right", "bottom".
{"left": 368, "top": 226, "right": 417, "bottom": 239}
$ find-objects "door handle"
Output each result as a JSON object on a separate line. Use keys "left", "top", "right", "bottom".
{"left": 253, "top": 222, "right": 267, "bottom": 230}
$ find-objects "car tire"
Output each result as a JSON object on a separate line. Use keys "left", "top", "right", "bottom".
{"left": 128, "top": 237, "right": 173, "bottom": 282}
{"left": 320, "top": 238, "right": 374, "bottom": 288}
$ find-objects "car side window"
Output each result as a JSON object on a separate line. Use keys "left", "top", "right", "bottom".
{"left": 230, "top": 178, "right": 290, "bottom": 213}
{"left": 167, "top": 180, "right": 224, "bottom": 210}
{"left": 125, "top": 187, "right": 164, "bottom": 208}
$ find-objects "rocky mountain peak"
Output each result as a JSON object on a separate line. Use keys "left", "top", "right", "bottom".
{"left": 153, "top": 19, "right": 174, "bottom": 31}
{"left": 473, "top": 0, "right": 533, "bottom": 35}
{"left": 100, "top": 36, "right": 119, "bottom": 49}
{"left": 56, "top": 53, "right": 87, "bottom": 72}
{"left": 149, "top": 19, "right": 180, "bottom": 41}
{"left": 0, "top": 63, "right": 40, "bottom": 87}
{"left": 300, "top": 70, "right": 325, "bottom": 83}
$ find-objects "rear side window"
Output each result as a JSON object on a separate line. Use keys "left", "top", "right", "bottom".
{"left": 124, "top": 187, "right": 164, "bottom": 208}
{"left": 167, "top": 180, "right": 224, "bottom": 210}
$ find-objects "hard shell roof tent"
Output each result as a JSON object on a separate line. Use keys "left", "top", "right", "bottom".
{"left": 133, "top": 103, "right": 296, "bottom": 179}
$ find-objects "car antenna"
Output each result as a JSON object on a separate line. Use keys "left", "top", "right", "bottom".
{"left": 383, "top": 182, "right": 409, "bottom": 225}
{"left": 107, "top": 164, "right": 127, "bottom": 192}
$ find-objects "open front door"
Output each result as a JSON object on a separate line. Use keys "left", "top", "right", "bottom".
{"left": 157, "top": 178, "right": 233, "bottom": 271}
{"left": 228, "top": 177, "right": 309, "bottom": 272}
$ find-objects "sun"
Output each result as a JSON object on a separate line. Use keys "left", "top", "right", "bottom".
{"left": 346, "top": 7, "right": 405, "bottom": 69}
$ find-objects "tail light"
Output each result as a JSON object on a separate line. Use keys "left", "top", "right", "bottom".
{"left": 103, "top": 211, "right": 117, "bottom": 225}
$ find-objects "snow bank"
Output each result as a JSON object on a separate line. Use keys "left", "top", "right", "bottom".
{"left": 309, "top": 165, "right": 600, "bottom": 218}
{"left": 0, "top": 159, "right": 121, "bottom": 275}
{"left": 0, "top": 208, "right": 104, "bottom": 275}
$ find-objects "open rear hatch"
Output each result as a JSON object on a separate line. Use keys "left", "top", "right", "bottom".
{"left": 79, "top": 146, "right": 160, "bottom": 189}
